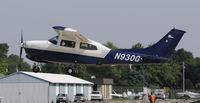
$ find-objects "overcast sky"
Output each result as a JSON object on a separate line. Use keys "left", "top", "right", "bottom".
{"left": 1, "top": 0, "right": 200, "bottom": 63}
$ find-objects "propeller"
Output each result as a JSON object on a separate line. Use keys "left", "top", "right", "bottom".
{"left": 18, "top": 31, "right": 24, "bottom": 71}
{"left": 20, "top": 32, "right": 23, "bottom": 59}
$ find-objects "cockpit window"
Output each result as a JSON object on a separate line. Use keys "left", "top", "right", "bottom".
{"left": 60, "top": 40, "right": 76, "bottom": 48}
{"left": 49, "top": 36, "right": 58, "bottom": 45}
{"left": 80, "top": 42, "right": 97, "bottom": 50}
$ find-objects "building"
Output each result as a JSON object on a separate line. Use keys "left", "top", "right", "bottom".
{"left": 0, "top": 72, "right": 93, "bottom": 103}
{"left": 86, "top": 78, "right": 113, "bottom": 99}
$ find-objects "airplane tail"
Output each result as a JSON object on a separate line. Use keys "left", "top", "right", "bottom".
{"left": 142, "top": 28, "right": 186, "bottom": 58}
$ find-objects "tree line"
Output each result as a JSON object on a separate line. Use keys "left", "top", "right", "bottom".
{"left": 0, "top": 42, "right": 200, "bottom": 89}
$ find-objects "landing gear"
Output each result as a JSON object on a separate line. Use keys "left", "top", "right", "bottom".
{"left": 32, "top": 63, "right": 41, "bottom": 73}
{"left": 66, "top": 64, "right": 79, "bottom": 76}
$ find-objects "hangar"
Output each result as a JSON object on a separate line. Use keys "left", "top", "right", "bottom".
{"left": 0, "top": 72, "right": 93, "bottom": 103}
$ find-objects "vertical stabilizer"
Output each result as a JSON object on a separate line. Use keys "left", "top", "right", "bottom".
{"left": 144, "top": 28, "right": 185, "bottom": 58}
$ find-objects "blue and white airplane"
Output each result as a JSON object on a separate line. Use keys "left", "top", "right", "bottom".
{"left": 20, "top": 26, "right": 185, "bottom": 73}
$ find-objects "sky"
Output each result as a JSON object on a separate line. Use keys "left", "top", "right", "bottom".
{"left": 1, "top": 0, "right": 200, "bottom": 64}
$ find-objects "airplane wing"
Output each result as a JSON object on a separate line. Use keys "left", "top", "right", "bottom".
{"left": 53, "top": 26, "right": 89, "bottom": 42}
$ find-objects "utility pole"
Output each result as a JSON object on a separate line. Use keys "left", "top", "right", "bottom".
{"left": 183, "top": 62, "right": 185, "bottom": 92}
{"left": 16, "top": 64, "right": 19, "bottom": 72}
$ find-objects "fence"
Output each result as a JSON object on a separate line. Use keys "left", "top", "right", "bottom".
{"left": 113, "top": 86, "right": 143, "bottom": 94}
{"left": 113, "top": 86, "right": 200, "bottom": 99}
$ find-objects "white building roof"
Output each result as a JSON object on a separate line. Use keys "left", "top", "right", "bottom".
{"left": 21, "top": 72, "right": 93, "bottom": 84}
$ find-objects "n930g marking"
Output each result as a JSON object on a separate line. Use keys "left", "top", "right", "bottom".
{"left": 114, "top": 53, "right": 142, "bottom": 62}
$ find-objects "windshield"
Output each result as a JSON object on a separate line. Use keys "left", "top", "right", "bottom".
{"left": 92, "top": 91, "right": 100, "bottom": 94}
{"left": 155, "top": 90, "right": 164, "bottom": 93}
{"left": 49, "top": 36, "right": 58, "bottom": 45}
{"left": 76, "top": 94, "right": 83, "bottom": 96}
{"left": 58, "top": 94, "right": 66, "bottom": 96}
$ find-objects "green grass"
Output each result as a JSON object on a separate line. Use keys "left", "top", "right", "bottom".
{"left": 187, "top": 98, "right": 200, "bottom": 101}
{"left": 107, "top": 98, "right": 139, "bottom": 101}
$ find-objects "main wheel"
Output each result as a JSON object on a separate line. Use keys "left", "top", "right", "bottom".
{"left": 66, "top": 64, "right": 79, "bottom": 75}
{"left": 183, "top": 95, "right": 190, "bottom": 100}
{"left": 67, "top": 68, "right": 73, "bottom": 74}
{"left": 32, "top": 65, "right": 40, "bottom": 73}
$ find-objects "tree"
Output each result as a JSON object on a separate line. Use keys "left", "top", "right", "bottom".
{"left": 76, "top": 65, "right": 91, "bottom": 78}
{"left": 132, "top": 42, "right": 144, "bottom": 49}
{"left": 169, "top": 48, "right": 194, "bottom": 65}
{"left": 169, "top": 48, "right": 195, "bottom": 89}
{"left": 144, "top": 63, "right": 181, "bottom": 88}
{"left": 104, "top": 42, "right": 119, "bottom": 49}
{"left": 195, "top": 83, "right": 200, "bottom": 89}
{"left": 41, "top": 63, "right": 66, "bottom": 74}
{"left": 0, "top": 43, "right": 9, "bottom": 62}
{"left": 0, "top": 43, "right": 31, "bottom": 75}
{"left": 0, "top": 44, "right": 9, "bottom": 75}
{"left": 128, "top": 43, "right": 148, "bottom": 86}
{"left": 128, "top": 65, "right": 148, "bottom": 86}
{"left": 185, "top": 79, "right": 195, "bottom": 89}
{"left": 0, "top": 61, "right": 7, "bottom": 75}
{"left": 7, "top": 54, "right": 31, "bottom": 74}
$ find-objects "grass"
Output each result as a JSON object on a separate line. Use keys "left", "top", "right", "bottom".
{"left": 187, "top": 98, "right": 200, "bottom": 101}
{"left": 108, "top": 98, "right": 139, "bottom": 101}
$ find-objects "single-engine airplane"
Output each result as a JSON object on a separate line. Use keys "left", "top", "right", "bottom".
{"left": 20, "top": 26, "right": 185, "bottom": 73}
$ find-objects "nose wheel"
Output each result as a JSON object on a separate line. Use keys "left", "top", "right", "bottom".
{"left": 32, "top": 63, "right": 41, "bottom": 73}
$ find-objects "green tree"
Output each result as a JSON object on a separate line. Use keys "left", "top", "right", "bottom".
{"left": 0, "top": 62, "right": 7, "bottom": 75}
{"left": 104, "top": 42, "right": 119, "bottom": 49}
{"left": 132, "top": 42, "right": 144, "bottom": 49}
{"left": 41, "top": 63, "right": 65, "bottom": 74}
{"left": 128, "top": 43, "right": 148, "bottom": 87}
{"left": 0, "top": 44, "right": 9, "bottom": 75}
{"left": 7, "top": 54, "right": 31, "bottom": 74}
{"left": 195, "top": 83, "right": 200, "bottom": 89}
{"left": 76, "top": 65, "right": 91, "bottom": 78}
{"left": 0, "top": 43, "right": 9, "bottom": 62}
{"left": 169, "top": 48, "right": 194, "bottom": 65}
{"left": 144, "top": 63, "right": 181, "bottom": 88}
{"left": 186, "top": 57, "right": 200, "bottom": 88}
{"left": 128, "top": 65, "right": 148, "bottom": 86}
{"left": 185, "top": 79, "right": 195, "bottom": 89}
{"left": 0, "top": 43, "right": 31, "bottom": 75}
{"left": 168, "top": 48, "right": 195, "bottom": 89}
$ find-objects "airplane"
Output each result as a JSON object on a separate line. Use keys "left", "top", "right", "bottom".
{"left": 20, "top": 26, "right": 186, "bottom": 73}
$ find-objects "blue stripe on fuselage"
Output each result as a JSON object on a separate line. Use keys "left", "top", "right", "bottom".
{"left": 24, "top": 48, "right": 167, "bottom": 64}
{"left": 24, "top": 48, "right": 105, "bottom": 64}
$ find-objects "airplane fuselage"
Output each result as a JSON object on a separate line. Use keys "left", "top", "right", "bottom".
{"left": 23, "top": 40, "right": 166, "bottom": 64}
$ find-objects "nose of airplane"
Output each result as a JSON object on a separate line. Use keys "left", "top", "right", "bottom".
{"left": 20, "top": 42, "right": 26, "bottom": 48}
{"left": 21, "top": 40, "right": 51, "bottom": 49}
{"left": 20, "top": 41, "right": 30, "bottom": 49}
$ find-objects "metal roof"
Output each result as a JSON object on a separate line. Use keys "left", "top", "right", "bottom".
{"left": 85, "top": 78, "right": 113, "bottom": 85}
{"left": 20, "top": 72, "right": 93, "bottom": 84}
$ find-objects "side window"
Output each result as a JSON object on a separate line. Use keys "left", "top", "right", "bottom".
{"left": 80, "top": 42, "right": 97, "bottom": 50}
{"left": 60, "top": 40, "right": 76, "bottom": 48}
